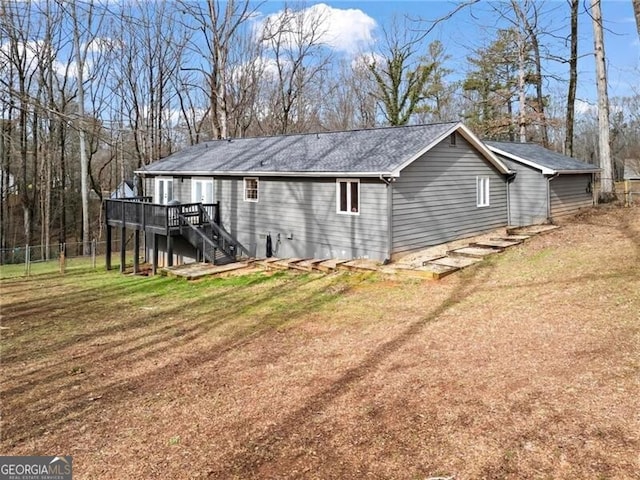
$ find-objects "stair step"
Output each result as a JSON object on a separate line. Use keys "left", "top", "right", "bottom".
{"left": 492, "top": 235, "right": 530, "bottom": 242}
{"left": 506, "top": 224, "right": 559, "bottom": 235}
{"left": 295, "top": 258, "right": 328, "bottom": 272}
{"left": 339, "top": 259, "right": 381, "bottom": 272}
{"left": 315, "top": 259, "right": 350, "bottom": 272}
{"left": 447, "top": 246, "right": 499, "bottom": 258}
{"left": 471, "top": 239, "right": 521, "bottom": 249}
{"left": 162, "top": 261, "right": 251, "bottom": 280}
{"left": 429, "top": 256, "right": 481, "bottom": 269}
{"left": 394, "top": 263, "right": 458, "bottom": 280}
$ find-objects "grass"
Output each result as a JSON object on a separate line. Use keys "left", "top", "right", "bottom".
{"left": 1, "top": 205, "right": 639, "bottom": 479}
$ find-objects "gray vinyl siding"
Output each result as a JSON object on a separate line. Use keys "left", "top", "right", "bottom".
{"left": 550, "top": 174, "right": 593, "bottom": 218}
{"left": 391, "top": 134, "right": 508, "bottom": 255}
{"left": 499, "top": 157, "right": 549, "bottom": 226}
{"left": 213, "top": 176, "right": 389, "bottom": 261}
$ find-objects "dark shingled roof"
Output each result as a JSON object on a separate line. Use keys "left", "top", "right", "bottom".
{"left": 486, "top": 141, "right": 599, "bottom": 174}
{"left": 139, "top": 122, "right": 509, "bottom": 177}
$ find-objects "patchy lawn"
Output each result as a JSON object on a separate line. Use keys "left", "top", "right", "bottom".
{"left": 1, "top": 206, "right": 639, "bottom": 479}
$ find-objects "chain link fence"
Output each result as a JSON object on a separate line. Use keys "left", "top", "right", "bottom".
{"left": 0, "top": 237, "right": 141, "bottom": 279}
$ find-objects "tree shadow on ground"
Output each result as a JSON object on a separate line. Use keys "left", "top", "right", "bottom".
{"left": 205, "top": 261, "right": 500, "bottom": 477}
{"left": 0, "top": 271, "right": 362, "bottom": 447}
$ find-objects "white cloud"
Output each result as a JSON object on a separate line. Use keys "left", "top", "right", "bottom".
{"left": 258, "top": 3, "right": 376, "bottom": 55}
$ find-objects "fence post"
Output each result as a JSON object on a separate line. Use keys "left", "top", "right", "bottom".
{"left": 92, "top": 239, "right": 97, "bottom": 269}
{"left": 25, "top": 244, "right": 30, "bottom": 276}
{"left": 59, "top": 243, "right": 66, "bottom": 274}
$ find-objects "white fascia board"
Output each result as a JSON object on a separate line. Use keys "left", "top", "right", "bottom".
{"left": 487, "top": 146, "right": 555, "bottom": 175}
{"left": 135, "top": 169, "right": 393, "bottom": 178}
{"left": 390, "top": 122, "right": 513, "bottom": 177}
{"left": 457, "top": 124, "right": 513, "bottom": 174}
{"left": 553, "top": 168, "right": 601, "bottom": 175}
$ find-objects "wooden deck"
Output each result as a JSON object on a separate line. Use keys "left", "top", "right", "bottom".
{"left": 105, "top": 198, "right": 220, "bottom": 235}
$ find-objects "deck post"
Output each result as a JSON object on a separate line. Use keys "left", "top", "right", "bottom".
{"left": 167, "top": 234, "right": 174, "bottom": 267}
{"left": 106, "top": 225, "right": 112, "bottom": 270}
{"left": 152, "top": 233, "right": 158, "bottom": 275}
{"left": 141, "top": 204, "right": 147, "bottom": 262}
{"left": 133, "top": 229, "right": 140, "bottom": 274}
{"left": 119, "top": 226, "right": 126, "bottom": 273}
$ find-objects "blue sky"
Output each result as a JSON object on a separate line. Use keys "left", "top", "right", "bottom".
{"left": 257, "top": 0, "right": 639, "bottom": 105}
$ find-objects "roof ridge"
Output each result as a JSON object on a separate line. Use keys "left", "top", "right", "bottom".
{"left": 201, "top": 121, "right": 460, "bottom": 145}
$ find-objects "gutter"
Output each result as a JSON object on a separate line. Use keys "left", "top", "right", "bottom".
{"left": 135, "top": 169, "right": 398, "bottom": 179}
{"left": 505, "top": 171, "right": 517, "bottom": 227}
{"left": 546, "top": 172, "right": 560, "bottom": 222}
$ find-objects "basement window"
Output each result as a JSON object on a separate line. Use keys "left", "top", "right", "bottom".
{"left": 244, "top": 177, "right": 258, "bottom": 202}
{"left": 477, "top": 176, "right": 490, "bottom": 207}
{"left": 337, "top": 179, "right": 359, "bottom": 215}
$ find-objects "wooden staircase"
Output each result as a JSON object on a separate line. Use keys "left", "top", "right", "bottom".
{"left": 178, "top": 204, "right": 249, "bottom": 265}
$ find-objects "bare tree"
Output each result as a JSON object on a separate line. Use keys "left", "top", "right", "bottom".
{"left": 258, "top": 4, "right": 331, "bottom": 134}
{"left": 69, "top": 0, "right": 106, "bottom": 254}
{"left": 591, "top": 0, "right": 615, "bottom": 200}
{"left": 321, "top": 58, "right": 377, "bottom": 130}
{"left": 180, "top": 0, "right": 260, "bottom": 139}
{"left": 565, "top": 0, "right": 579, "bottom": 156}
{"left": 510, "top": 0, "right": 549, "bottom": 145}
{"left": 0, "top": 0, "right": 39, "bottom": 246}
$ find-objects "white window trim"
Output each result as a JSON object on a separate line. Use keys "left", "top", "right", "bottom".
{"left": 477, "top": 176, "right": 490, "bottom": 207}
{"left": 191, "top": 177, "right": 214, "bottom": 204}
{"left": 336, "top": 178, "right": 360, "bottom": 215}
{"left": 154, "top": 177, "right": 174, "bottom": 205}
{"left": 244, "top": 177, "right": 259, "bottom": 202}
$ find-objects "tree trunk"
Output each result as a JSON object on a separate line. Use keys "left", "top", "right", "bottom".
{"left": 517, "top": 40, "right": 527, "bottom": 143}
{"left": 529, "top": 32, "right": 548, "bottom": 147}
{"left": 71, "top": 1, "right": 91, "bottom": 254}
{"left": 565, "top": 0, "right": 578, "bottom": 157}
{"left": 591, "top": 0, "right": 615, "bottom": 200}
{"left": 633, "top": 0, "right": 640, "bottom": 38}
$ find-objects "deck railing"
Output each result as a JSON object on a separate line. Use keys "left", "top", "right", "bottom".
{"left": 105, "top": 199, "right": 220, "bottom": 233}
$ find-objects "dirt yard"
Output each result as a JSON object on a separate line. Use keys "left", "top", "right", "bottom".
{"left": 1, "top": 205, "right": 639, "bottom": 479}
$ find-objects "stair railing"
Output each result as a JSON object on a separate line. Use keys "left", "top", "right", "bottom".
{"left": 198, "top": 204, "right": 251, "bottom": 259}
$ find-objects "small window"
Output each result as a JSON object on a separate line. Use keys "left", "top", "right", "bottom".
{"left": 477, "top": 176, "right": 490, "bottom": 207}
{"left": 449, "top": 132, "right": 457, "bottom": 147}
{"left": 244, "top": 177, "right": 258, "bottom": 202}
{"left": 337, "top": 179, "right": 359, "bottom": 214}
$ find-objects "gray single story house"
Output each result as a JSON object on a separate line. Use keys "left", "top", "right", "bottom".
{"left": 486, "top": 141, "right": 599, "bottom": 226}
{"left": 130, "top": 122, "right": 513, "bottom": 263}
